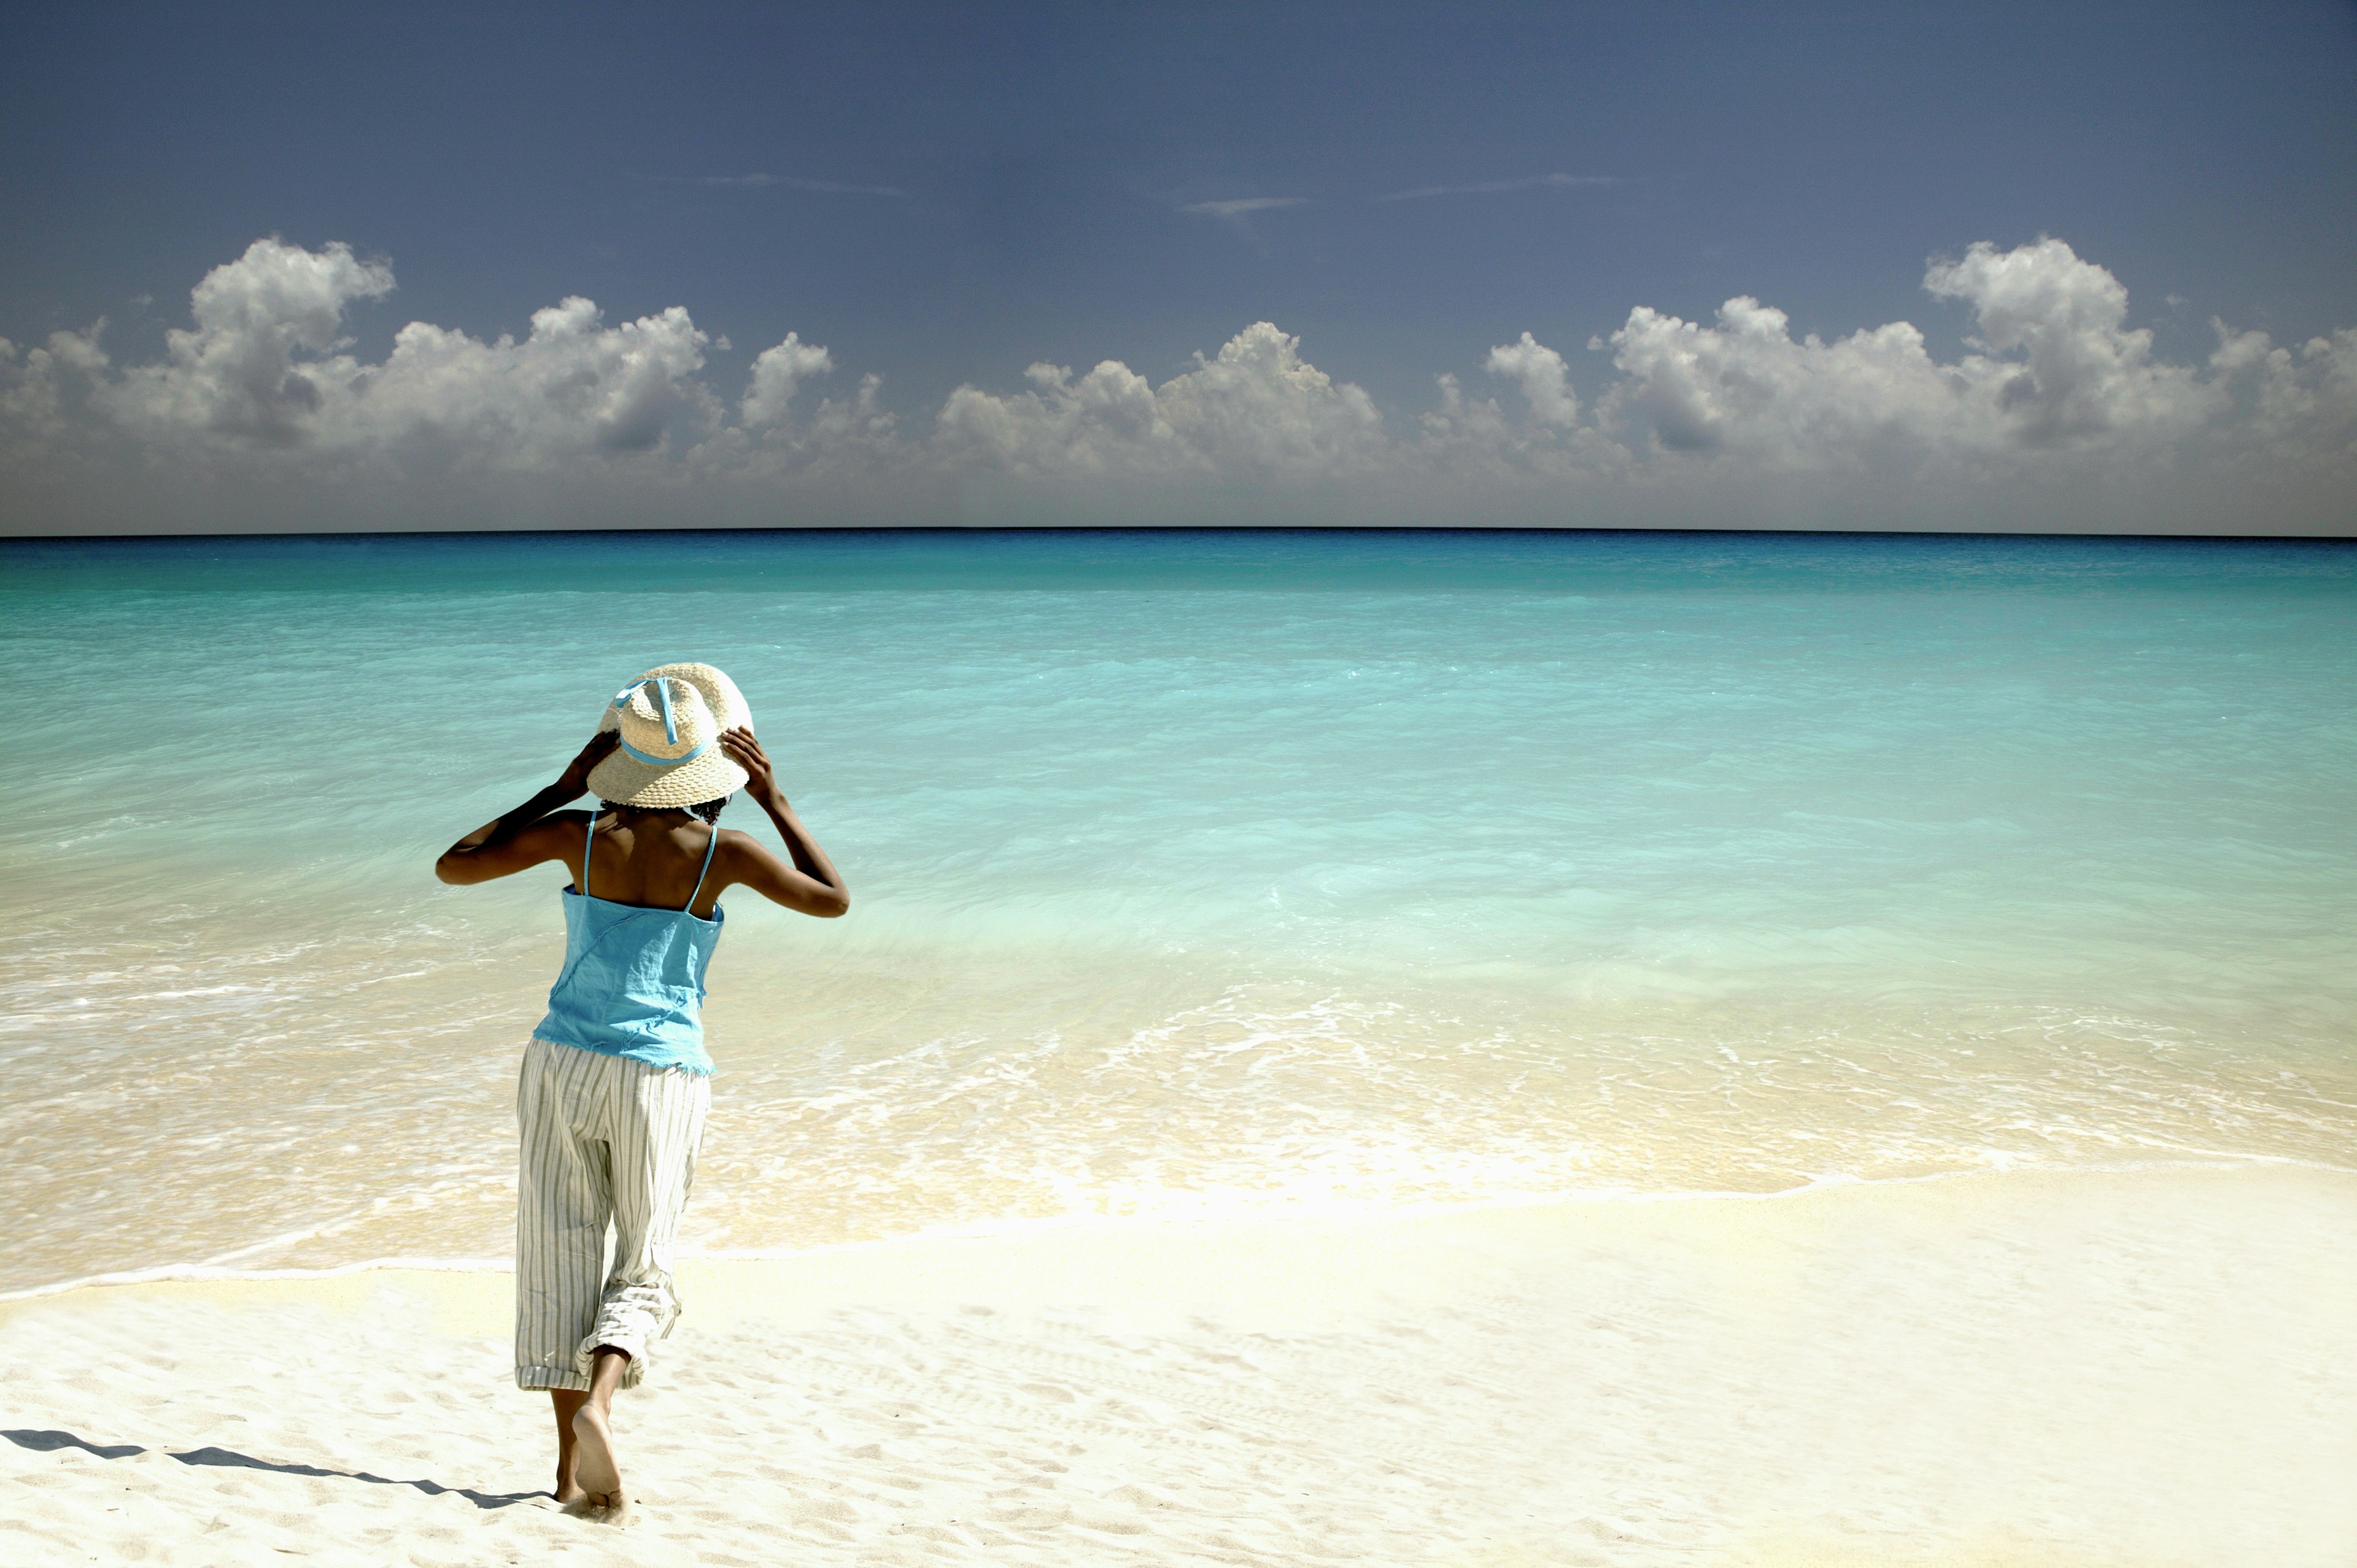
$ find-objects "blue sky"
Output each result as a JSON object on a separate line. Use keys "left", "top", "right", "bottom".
{"left": 2, "top": 1, "right": 2353, "bottom": 534}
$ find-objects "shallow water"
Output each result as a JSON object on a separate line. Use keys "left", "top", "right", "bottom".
{"left": 2, "top": 529, "right": 2353, "bottom": 1292}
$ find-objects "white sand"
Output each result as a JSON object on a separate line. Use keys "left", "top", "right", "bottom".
{"left": 3, "top": 1163, "right": 2350, "bottom": 1567}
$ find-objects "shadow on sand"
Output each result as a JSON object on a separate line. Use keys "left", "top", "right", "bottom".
{"left": 4, "top": 1427, "right": 542, "bottom": 1510}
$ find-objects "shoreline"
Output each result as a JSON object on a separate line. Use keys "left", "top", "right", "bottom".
{"left": 5, "top": 1161, "right": 2351, "bottom": 1565}
{"left": 6, "top": 1149, "right": 2339, "bottom": 1307}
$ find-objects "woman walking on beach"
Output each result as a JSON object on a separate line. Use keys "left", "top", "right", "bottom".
{"left": 435, "top": 663, "right": 848, "bottom": 1519}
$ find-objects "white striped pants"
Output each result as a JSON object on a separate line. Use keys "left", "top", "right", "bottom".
{"left": 514, "top": 1037, "right": 710, "bottom": 1392}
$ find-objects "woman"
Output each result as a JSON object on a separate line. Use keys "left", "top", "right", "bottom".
{"left": 435, "top": 663, "right": 848, "bottom": 1519}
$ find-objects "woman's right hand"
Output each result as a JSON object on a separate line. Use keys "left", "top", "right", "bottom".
{"left": 556, "top": 729, "right": 621, "bottom": 798}
{"left": 720, "top": 727, "right": 781, "bottom": 803}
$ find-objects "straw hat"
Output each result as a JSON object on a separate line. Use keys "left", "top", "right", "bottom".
{"left": 584, "top": 662, "right": 752, "bottom": 808}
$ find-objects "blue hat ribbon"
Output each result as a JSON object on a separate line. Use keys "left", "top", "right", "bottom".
{"left": 610, "top": 678, "right": 711, "bottom": 768}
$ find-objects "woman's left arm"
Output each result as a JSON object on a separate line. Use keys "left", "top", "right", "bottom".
{"left": 435, "top": 732, "right": 619, "bottom": 886}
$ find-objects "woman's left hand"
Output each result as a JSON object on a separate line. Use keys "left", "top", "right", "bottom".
{"left": 556, "top": 730, "right": 621, "bottom": 797}
{"left": 719, "top": 726, "right": 781, "bottom": 803}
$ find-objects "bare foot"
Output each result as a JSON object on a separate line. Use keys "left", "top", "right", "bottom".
{"left": 561, "top": 1493, "right": 638, "bottom": 1526}
{"left": 571, "top": 1402, "right": 624, "bottom": 1508}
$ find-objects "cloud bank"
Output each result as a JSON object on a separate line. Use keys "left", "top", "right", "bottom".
{"left": 4, "top": 235, "right": 2351, "bottom": 533}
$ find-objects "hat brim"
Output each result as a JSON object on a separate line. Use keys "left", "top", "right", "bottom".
{"left": 585, "top": 743, "right": 750, "bottom": 808}
{"left": 582, "top": 661, "right": 754, "bottom": 808}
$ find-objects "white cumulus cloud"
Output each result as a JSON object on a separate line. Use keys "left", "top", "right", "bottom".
{"left": 2206, "top": 320, "right": 2357, "bottom": 469}
{"left": 1485, "top": 333, "right": 1581, "bottom": 427}
{"left": 2, "top": 233, "right": 2351, "bottom": 533}
{"left": 1923, "top": 238, "right": 2215, "bottom": 447}
{"left": 937, "top": 322, "right": 1385, "bottom": 479}
{"left": 0, "top": 325, "right": 109, "bottom": 463}
{"left": 87, "top": 237, "right": 736, "bottom": 468}
{"left": 109, "top": 239, "right": 393, "bottom": 446}
{"left": 349, "top": 296, "right": 717, "bottom": 462}
{"left": 1590, "top": 237, "right": 2223, "bottom": 470}
{"left": 740, "top": 333, "right": 833, "bottom": 428}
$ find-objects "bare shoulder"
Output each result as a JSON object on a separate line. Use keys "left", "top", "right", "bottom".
{"left": 713, "top": 825, "right": 776, "bottom": 865}
{"left": 519, "top": 809, "right": 597, "bottom": 860}
{"left": 534, "top": 808, "right": 599, "bottom": 841}
{"left": 436, "top": 806, "right": 595, "bottom": 886}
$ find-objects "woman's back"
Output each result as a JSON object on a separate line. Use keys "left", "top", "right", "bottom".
{"left": 577, "top": 809, "right": 729, "bottom": 919}
{"left": 542, "top": 807, "right": 727, "bottom": 1073}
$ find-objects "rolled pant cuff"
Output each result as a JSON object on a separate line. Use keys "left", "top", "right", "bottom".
{"left": 575, "top": 1334, "right": 652, "bottom": 1390}
{"left": 515, "top": 1365, "right": 592, "bottom": 1393}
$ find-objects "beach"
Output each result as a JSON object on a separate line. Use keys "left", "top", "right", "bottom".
{"left": 4, "top": 531, "right": 2353, "bottom": 1562}
{"left": 6, "top": 1162, "right": 2351, "bottom": 1566}
{"left": 8, "top": 0, "right": 2356, "bottom": 1547}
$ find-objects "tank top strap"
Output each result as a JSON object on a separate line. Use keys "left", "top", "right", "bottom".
{"left": 686, "top": 824, "right": 720, "bottom": 911}
{"left": 581, "top": 812, "right": 597, "bottom": 896}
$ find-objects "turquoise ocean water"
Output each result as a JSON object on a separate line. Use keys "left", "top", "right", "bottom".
{"left": 2, "top": 529, "right": 2351, "bottom": 1295}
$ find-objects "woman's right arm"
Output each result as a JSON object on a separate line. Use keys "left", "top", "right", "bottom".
{"left": 716, "top": 727, "right": 851, "bottom": 917}
{"left": 434, "top": 732, "right": 617, "bottom": 886}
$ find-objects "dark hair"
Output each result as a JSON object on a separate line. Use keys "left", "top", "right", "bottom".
{"left": 601, "top": 794, "right": 732, "bottom": 825}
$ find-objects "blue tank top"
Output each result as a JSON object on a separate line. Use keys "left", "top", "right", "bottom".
{"left": 532, "top": 814, "right": 724, "bottom": 1075}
